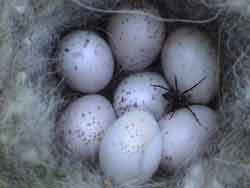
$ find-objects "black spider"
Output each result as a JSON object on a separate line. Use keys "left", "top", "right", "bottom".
{"left": 152, "top": 76, "right": 206, "bottom": 127}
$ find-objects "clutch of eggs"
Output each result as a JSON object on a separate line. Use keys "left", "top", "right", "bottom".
{"left": 55, "top": 3, "right": 221, "bottom": 185}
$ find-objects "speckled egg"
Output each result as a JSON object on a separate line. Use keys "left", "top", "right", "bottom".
{"left": 161, "top": 27, "right": 220, "bottom": 104}
{"left": 99, "top": 110, "right": 162, "bottom": 185}
{"left": 58, "top": 30, "right": 114, "bottom": 93}
{"left": 56, "top": 95, "right": 116, "bottom": 161}
{"left": 114, "top": 72, "right": 169, "bottom": 120}
{"left": 159, "top": 105, "right": 218, "bottom": 172}
{"left": 108, "top": 6, "right": 166, "bottom": 71}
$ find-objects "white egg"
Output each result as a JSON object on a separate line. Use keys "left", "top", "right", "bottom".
{"left": 159, "top": 105, "right": 218, "bottom": 172}
{"left": 56, "top": 95, "right": 116, "bottom": 161}
{"left": 114, "top": 72, "right": 169, "bottom": 120}
{"left": 161, "top": 27, "right": 220, "bottom": 104}
{"left": 99, "top": 110, "right": 162, "bottom": 185}
{"left": 58, "top": 30, "right": 114, "bottom": 93}
{"left": 108, "top": 6, "right": 166, "bottom": 71}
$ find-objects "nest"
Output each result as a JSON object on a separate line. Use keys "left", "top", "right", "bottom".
{"left": 1, "top": 0, "right": 250, "bottom": 187}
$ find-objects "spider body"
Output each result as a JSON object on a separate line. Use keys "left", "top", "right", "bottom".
{"left": 152, "top": 76, "right": 206, "bottom": 126}
{"left": 162, "top": 87, "right": 189, "bottom": 114}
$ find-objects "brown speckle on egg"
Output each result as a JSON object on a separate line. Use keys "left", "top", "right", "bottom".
{"left": 107, "top": 7, "right": 166, "bottom": 71}
{"left": 114, "top": 72, "right": 169, "bottom": 120}
{"left": 58, "top": 31, "right": 114, "bottom": 93}
{"left": 56, "top": 95, "right": 116, "bottom": 160}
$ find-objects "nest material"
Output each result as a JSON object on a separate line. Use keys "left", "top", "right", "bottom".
{"left": 1, "top": 0, "right": 250, "bottom": 188}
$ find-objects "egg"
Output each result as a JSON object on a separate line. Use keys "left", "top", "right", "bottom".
{"left": 108, "top": 6, "right": 166, "bottom": 71}
{"left": 114, "top": 72, "right": 169, "bottom": 120}
{"left": 58, "top": 30, "right": 114, "bottom": 93}
{"left": 159, "top": 105, "right": 218, "bottom": 172}
{"left": 99, "top": 110, "right": 162, "bottom": 185}
{"left": 56, "top": 95, "right": 116, "bottom": 161}
{"left": 161, "top": 27, "right": 220, "bottom": 104}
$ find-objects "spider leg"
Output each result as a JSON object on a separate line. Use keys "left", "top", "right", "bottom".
{"left": 169, "top": 111, "right": 176, "bottom": 120}
{"left": 166, "top": 102, "right": 176, "bottom": 120}
{"left": 182, "top": 76, "right": 207, "bottom": 95}
{"left": 185, "top": 106, "right": 208, "bottom": 130}
{"left": 151, "top": 84, "right": 169, "bottom": 91}
{"left": 174, "top": 75, "right": 178, "bottom": 92}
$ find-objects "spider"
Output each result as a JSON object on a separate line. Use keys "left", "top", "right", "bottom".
{"left": 152, "top": 76, "right": 206, "bottom": 127}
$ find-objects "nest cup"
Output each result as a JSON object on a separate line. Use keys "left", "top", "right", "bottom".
{"left": 1, "top": 0, "right": 250, "bottom": 187}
